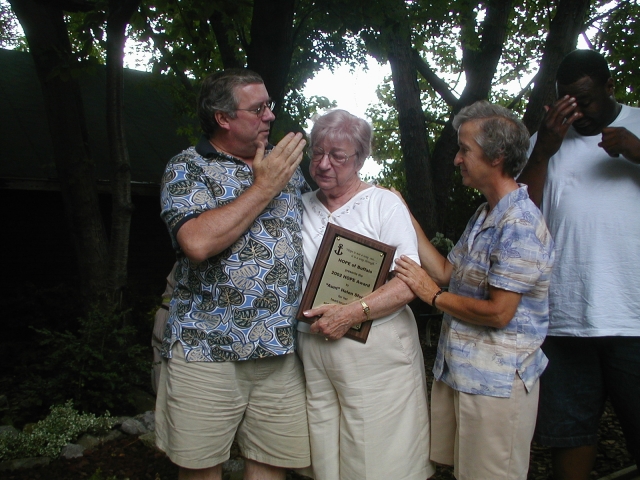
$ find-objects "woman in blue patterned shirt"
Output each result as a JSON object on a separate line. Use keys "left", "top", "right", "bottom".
{"left": 395, "top": 101, "right": 555, "bottom": 480}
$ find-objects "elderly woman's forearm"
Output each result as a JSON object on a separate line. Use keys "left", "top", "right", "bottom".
{"left": 362, "top": 277, "right": 416, "bottom": 320}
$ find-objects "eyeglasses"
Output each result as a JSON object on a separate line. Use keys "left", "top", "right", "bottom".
{"left": 236, "top": 101, "right": 275, "bottom": 118}
{"left": 311, "top": 149, "right": 358, "bottom": 166}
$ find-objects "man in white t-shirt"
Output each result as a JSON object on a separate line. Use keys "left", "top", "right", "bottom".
{"left": 519, "top": 49, "right": 640, "bottom": 479}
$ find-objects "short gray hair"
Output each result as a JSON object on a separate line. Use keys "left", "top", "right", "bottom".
{"left": 452, "top": 100, "right": 530, "bottom": 178}
{"left": 309, "top": 109, "right": 372, "bottom": 169}
{"left": 198, "top": 68, "right": 265, "bottom": 137}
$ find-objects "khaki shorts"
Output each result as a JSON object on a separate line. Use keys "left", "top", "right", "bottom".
{"left": 155, "top": 343, "right": 310, "bottom": 470}
{"left": 430, "top": 377, "right": 539, "bottom": 480}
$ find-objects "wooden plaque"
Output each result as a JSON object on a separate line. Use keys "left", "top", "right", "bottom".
{"left": 297, "top": 223, "right": 396, "bottom": 343}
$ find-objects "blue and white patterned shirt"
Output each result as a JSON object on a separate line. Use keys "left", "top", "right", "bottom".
{"left": 160, "top": 136, "right": 310, "bottom": 362}
{"left": 433, "top": 185, "right": 555, "bottom": 397}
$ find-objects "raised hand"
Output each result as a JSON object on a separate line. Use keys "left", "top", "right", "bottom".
{"left": 253, "top": 132, "right": 306, "bottom": 195}
{"left": 534, "top": 95, "right": 582, "bottom": 159}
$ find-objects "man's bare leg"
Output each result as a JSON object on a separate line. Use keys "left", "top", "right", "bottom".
{"left": 244, "top": 459, "right": 286, "bottom": 480}
{"left": 179, "top": 464, "right": 223, "bottom": 480}
{"left": 551, "top": 445, "right": 597, "bottom": 480}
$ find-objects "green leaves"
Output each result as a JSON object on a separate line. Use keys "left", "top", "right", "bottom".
{"left": 16, "top": 305, "right": 150, "bottom": 423}
{"left": 0, "top": 400, "right": 116, "bottom": 461}
{"left": 594, "top": 0, "right": 640, "bottom": 106}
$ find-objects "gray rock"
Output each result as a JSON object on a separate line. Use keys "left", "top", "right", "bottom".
{"left": 102, "top": 429, "right": 125, "bottom": 443}
{"left": 136, "top": 411, "right": 155, "bottom": 432}
{"left": 77, "top": 433, "right": 101, "bottom": 450}
{"left": 60, "top": 443, "right": 85, "bottom": 459}
{"left": 120, "top": 417, "right": 147, "bottom": 435}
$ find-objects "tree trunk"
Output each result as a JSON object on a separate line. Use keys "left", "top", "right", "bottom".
{"left": 246, "top": 0, "right": 296, "bottom": 114}
{"left": 522, "top": 0, "right": 590, "bottom": 133}
{"left": 9, "top": 0, "right": 110, "bottom": 304}
{"left": 385, "top": 1, "right": 437, "bottom": 236}
{"left": 106, "top": 0, "right": 140, "bottom": 304}
{"left": 430, "top": 0, "right": 514, "bottom": 232}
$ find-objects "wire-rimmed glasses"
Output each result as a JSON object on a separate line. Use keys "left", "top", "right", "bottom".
{"left": 236, "top": 101, "right": 275, "bottom": 118}
{"left": 310, "top": 148, "right": 358, "bottom": 166}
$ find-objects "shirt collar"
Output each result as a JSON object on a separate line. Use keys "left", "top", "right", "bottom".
{"left": 195, "top": 134, "right": 274, "bottom": 163}
{"left": 484, "top": 184, "right": 529, "bottom": 226}
{"left": 195, "top": 135, "right": 219, "bottom": 159}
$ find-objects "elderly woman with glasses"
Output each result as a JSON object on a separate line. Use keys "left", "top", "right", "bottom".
{"left": 297, "top": 109, "right": 435, "bottom": 480}
{"left": 394, "top": 101, "right": 555, "bottom": 479}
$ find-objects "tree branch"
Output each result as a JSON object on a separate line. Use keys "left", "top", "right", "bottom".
{"left": 209, "top": 11, "right": 242, "bottom": 69}
{"left": 412, "top": 49, "right": 458, "bottom": 107}
{"left": 138, "top": 4, "right": 194, "bottom": 94}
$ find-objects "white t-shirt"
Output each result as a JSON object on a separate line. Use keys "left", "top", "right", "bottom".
{"left": 297, "top": 186, "right": 419, "bottom": 333}
{"left": 529, "top": 104, "right": 640, "bottom": 336}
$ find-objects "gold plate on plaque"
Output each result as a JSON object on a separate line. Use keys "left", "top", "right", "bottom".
{"left": 297, "top": 223, "right": 396, "bottom": 342}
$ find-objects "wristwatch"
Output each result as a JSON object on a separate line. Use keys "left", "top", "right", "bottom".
{"left": 360, "top": 300, "right": 371, "bottom": 321}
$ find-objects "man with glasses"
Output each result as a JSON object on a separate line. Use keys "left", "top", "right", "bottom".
{"left": 157, "top": 68, "right": 311, "bottom": 480}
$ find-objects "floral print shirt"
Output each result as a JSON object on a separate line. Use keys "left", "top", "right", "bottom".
{"left": 160, "top": 136, "right": 310, "bottom": 362}
{"left": 433, "top": 185, "right": 555, "bottom": 397}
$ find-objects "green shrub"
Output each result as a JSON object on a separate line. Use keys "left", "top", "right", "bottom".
{"left": 0, "top": 400, "right": 115, "bottom": 461}
{"left": 11, "top": 304, "right": 151, "bottom": 422}
{"left": 430, "top": 232, "right": 455, "bottom": 256}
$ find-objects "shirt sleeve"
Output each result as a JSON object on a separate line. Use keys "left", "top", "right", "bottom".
{"left": 375, "top": 190, "right": 420, "bottom": 265}
{"left": 160, "top": 151, "right": 219, "bottom": 250}
{"left": 487, "top": 207, "right": 553, "bottom": 294}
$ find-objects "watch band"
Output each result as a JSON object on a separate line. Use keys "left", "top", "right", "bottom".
{"left": 360, "top": 300, "right": 371, "bottom": 321}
